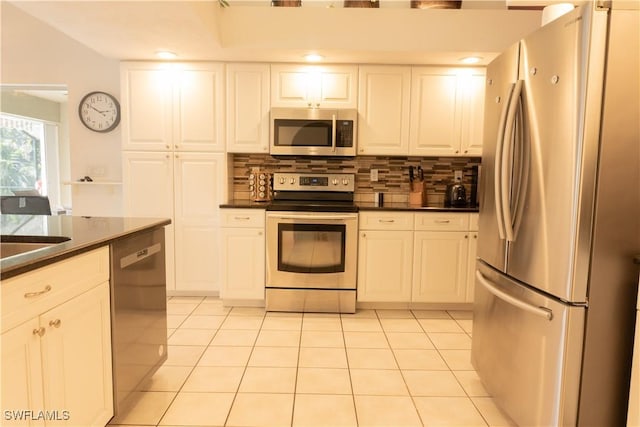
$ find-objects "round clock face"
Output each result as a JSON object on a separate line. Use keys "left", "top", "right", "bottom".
{"left": 78, "top": 91, "right": 121, "bottom": 132}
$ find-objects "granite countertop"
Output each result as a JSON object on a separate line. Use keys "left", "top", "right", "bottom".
{"left": 220, "top": 200, "right": 479, "bottom": 213}
{"left": 1, "top": 215, "right": 171, "bottom": 279}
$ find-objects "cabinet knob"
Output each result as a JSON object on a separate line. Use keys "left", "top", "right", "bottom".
{"left": 49, "top": 319, "right": 62, "bottom": 328}
{"left": 258, "top": 231, "right": 263, "bottom": 236}
{"left": 473, "top": 234, "right": 478, "bottom": 239}
{"left": 175, "top": 145, "right": 179, "bottom": 149}
{"left": 362, "top": 233, "right": 366, "bottom": 238}
{"left": 175, "top": 154, "right": 179, "bottom": 158}
{"left": 33, "top": 327, "right": 46, "bottom": 337}
{"left": 166, "top": 145, "right": 170, "bottom": 149}
{"left": 465, "top": 235, "right": 469, "bottom": 239}
{"left": 464, "top": 150, "right": 468, "bottom": 154}
{"left": 455, "top": 150, "right": 459, "bottom": 154}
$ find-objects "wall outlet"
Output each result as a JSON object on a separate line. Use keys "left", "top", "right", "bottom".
{"left": 370, "top": 169, "right": 379, "bottom": 182}
{"left": 454, "top": 170, "right": 463, "bottom": 182}
{"left": 89, "top": 166, "right": 106, "bottom": 177}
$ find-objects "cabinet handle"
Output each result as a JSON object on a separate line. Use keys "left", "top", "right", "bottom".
{"left": 435, "top": 219, "right": 451, "bottom": 224}
{"left": 234, "top": 216, "right": 251, "bottom": 220}
{"left": 33, "top": 327, "right": 46, "bottom": 337}
{"left": 24, "top": 285, "right": 52, "bottom": 299}
{"left": 378, "top": 219, "right": 395, "bottom": 223}
{"left": 49, "top": 319, "right": 62, "bottom": 328}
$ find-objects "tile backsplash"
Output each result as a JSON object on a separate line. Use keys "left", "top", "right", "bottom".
{"left": 230, "top": 154, "right": 481, "bottom": 204}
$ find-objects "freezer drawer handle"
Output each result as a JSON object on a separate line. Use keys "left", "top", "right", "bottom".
{"left": 476, "top": 270, "right": 553, "bottom": 321}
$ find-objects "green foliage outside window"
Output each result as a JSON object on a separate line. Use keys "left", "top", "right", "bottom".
{"left": 0, "top": 127, "right": 42, "bottom": 196}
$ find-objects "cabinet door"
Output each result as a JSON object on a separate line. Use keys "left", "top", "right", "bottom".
{"left": 226, "top": 63, "right": 270, "bottom": 153}
{"left": 120, "top": 63, "right": 173, "bottom": 151}
{"left": 357, "top": 230, "right": 413, "bottom": 302}
{"left": 221, "top": 228, "right": 265, "bottom": 301}
{"left": 410, "top": 68, "right": 460, "bottom": 156}
{"left": 122, "top": 151, "right": 175, "bottom": 291}
{"left": 271, "top": 64, "right": 357, "bottom": 108}
{"left": 175, "top": 64, "right": 225, "bottom": 152}
{"left": 41, "top": 282, "right": 113, "bottom": 427}
{"left": 412, "top": 231, "right": 468, "bottom": 302}
{"left": 173, "top": 153, "right": 226, "bottom": 292}
{"left": 1, "top": 318, "right": 44, "bottom": 427}
{"left": 358, "top": 66, "right": 411, "bottom": 155}
{"left": 459, "top": 72, "right": 486, "bottom": 156}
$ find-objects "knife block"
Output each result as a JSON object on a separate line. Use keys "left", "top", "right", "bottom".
{"left": 409, "top": 181, "right": 427, "bottom": 206}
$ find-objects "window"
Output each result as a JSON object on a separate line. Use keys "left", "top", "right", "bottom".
{"left": 0, "top": 113, "right": 60, "bottom": 207}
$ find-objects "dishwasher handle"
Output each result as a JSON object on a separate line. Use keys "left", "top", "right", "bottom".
{"left": 120, "top": 242, "right": 162, "bottom": 269}
{"left": 476, "top": 270, "right": 553, "bottom": 321}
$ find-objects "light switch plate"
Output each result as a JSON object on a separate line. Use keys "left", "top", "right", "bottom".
{"left": 454, "top": 170, "right": 463, "bottom": 182}
{"left": 370, "top": 169, "right": 379, "bottom": 182}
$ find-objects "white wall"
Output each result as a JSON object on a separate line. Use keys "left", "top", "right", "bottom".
{"left": 1, "top": 2, "right": 123, "bottom": 216}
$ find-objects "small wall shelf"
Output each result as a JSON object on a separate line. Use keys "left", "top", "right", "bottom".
{"left": 62, "top": 181, "right": 122, "bottom": 186}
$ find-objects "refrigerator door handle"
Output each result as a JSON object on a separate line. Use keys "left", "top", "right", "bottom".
{"left": 510, "top": 93, "right": 530, "bottom": 240}
{"left": 494, "top": 82, "right": 517, "bottom": 240}
{"left": 476, "top": 270, "right": 553, "bottom": 321}
{"left": 501, "top": 80, "right": 524, "bottom": 242}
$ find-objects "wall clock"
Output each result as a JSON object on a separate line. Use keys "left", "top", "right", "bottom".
{"left": 78, "top": 91, "right": 121, "bottom": 132}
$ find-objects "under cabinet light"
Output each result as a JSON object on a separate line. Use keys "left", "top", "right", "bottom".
{"left": 304, "top": 54, "right": 324, "bottom": 62}
{"left": 460, "top": 56, "right": 482, "bottom": 64}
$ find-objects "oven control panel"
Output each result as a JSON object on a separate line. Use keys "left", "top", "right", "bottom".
{"left": 273, "top": 173, "right": 355, "bottom": 192}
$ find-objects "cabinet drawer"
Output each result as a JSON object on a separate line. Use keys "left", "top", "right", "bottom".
{"left": 359, "top": 212, "right": 414, "bottom": 231}
{"left": 469, "top": 213, "right": 479, "bottom": 231}
{"left": 221, "top": 209, "right": 265, "bottom": 228}
{"left": 1, "top": 247, "right": 110, "bottom": 333}
{"left": 414, "top": 213, "right": 469, "bottom": 231}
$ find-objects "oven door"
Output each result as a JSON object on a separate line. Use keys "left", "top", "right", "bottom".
{"left": 266, "top": 212, "right": 358, "bottom": 289}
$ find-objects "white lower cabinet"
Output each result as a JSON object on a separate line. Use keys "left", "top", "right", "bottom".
{"left": 357, "top": 212, "right": 414, "bottom": 303}
{"left": 220, "top": 209, "right": 265, "bottom": 305}
{"left": 1, "top": 248, "right": 113, "bottom": 427}
{"left": 358, "top": 211, "right": 478, "bottom": 304}
{"left": 412, "top": 231, "right": 469, "bottom": 303}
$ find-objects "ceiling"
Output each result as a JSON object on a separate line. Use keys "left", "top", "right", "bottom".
{"left": 8, "top": 0, "right": 554, "bottom": 66}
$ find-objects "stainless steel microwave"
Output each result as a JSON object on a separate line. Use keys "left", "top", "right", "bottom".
{"left": 270, "top": 108, "right": 357, "bottom": 156}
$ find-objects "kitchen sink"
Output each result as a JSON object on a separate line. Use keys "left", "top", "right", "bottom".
{"left": 1, "top": 235, "right": 71, "bottom": 259}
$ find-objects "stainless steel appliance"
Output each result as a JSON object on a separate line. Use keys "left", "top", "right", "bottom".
{"left": 472, "top": 3, "right": 639, "bottom": 426}
{"left": 266, "top": 172, "right": 358, "bottom": 313}
{"left": 270, "top": 108, "right": 357, "bottom": 156}
{"left": 110, "top": 227, "right": 167, "bottom": 415}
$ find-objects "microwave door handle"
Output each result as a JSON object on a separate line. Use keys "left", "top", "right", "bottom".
{"left": 331, "top": 114, "right": 337, "bottom": 153}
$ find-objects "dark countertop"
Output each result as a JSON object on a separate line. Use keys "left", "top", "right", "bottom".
{"left": 220, "top": 200, "right": 479, "bottom": 213}
{"left": 1, "top": 215, "right": 171, "bottom": 280}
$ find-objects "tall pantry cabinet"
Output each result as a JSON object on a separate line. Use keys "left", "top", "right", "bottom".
{"left": 121, "top": 62, "right": 226, "bottom": 294}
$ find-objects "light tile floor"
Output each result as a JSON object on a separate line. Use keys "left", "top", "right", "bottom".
{"left": 109, "top": 297, "right": 516, "bottom": 427}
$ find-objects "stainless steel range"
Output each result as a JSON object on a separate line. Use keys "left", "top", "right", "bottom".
{"left": 265, "top": 172, "right": 358, "bottom": 313}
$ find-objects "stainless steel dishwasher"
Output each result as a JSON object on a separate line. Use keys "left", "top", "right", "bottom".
{"left": 110, "top": 227, "right": 167, "bottom": 415}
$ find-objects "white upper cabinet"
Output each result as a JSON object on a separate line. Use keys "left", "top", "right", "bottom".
{"left": 226, "top": 63, "right": 270, "bottom": 153}
{"left": 121, "top": 62, "right": 225, "bottom": 152}
{"left": 357, "top": 65, "right": 411, "bottom": 156}
{"left": 270, "top": 64, "right": 358, "bottom": 108}
{"left": 410, "top": 67, "right": 485, "bottom": 157}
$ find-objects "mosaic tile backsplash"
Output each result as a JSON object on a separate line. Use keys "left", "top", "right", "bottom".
{"left": 231, "top": 154, "right": 481, "bottom": 205}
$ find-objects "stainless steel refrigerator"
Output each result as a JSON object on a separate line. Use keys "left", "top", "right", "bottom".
{"left": 471, "top": 2, "right": 640, "bottom": 426}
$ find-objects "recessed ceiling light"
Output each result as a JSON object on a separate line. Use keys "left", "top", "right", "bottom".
{"left": 460, "top": 56, "right": 482, "bottom": 64}
{"left": 156, "top": 51, "right": 177, "bottom": 60}
{"left": 304, "top": 54, "right": 324, "bottom": 62}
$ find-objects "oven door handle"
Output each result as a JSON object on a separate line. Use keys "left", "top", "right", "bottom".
{"left": 271, "top": 214, "right": 353, "bottom": 221}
